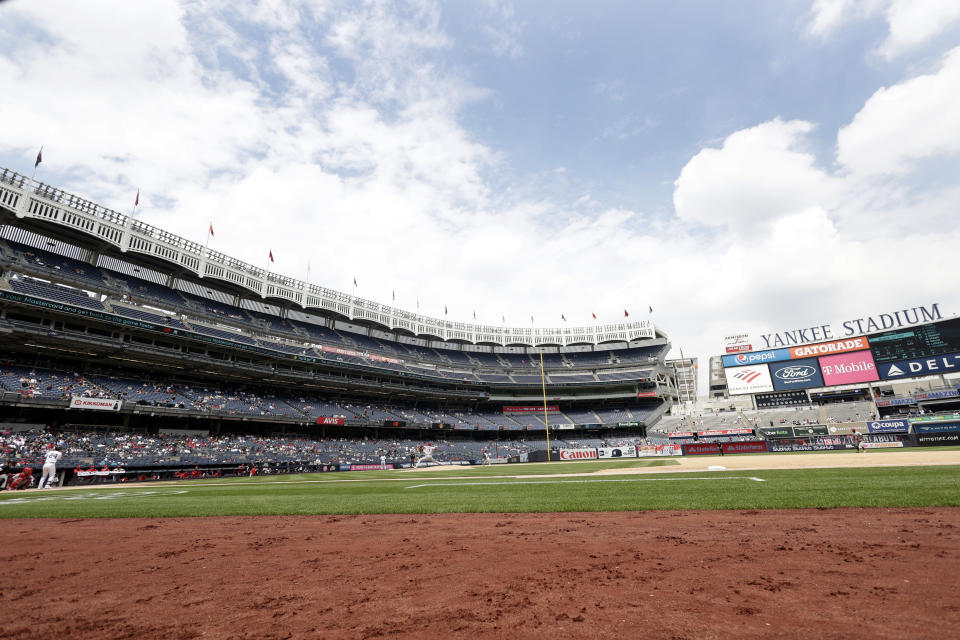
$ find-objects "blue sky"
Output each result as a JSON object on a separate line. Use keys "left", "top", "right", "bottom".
{"left": 1, "top": 0, "right": 960, "bottom": 394}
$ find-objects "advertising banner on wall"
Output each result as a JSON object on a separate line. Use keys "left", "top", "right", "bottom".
{"left": 755, "top": 390, "right": 809, "bottom": 408}
{"left": 916, "top": 432, "right": 960, "bottom": 446}
{"left": 597, "top": 446, "right": 637, "bottom": 458}
{"left": 558, "top": 448, "right": 598, "bottom": 460}
{"left": 876, "top": 352, "right": 960, "bottom": 380}
{"left": 913, "top": 422, "right": 960, "bottom": 434}
{"left": 638, "top": 444, "right": 683, "bottom": 456}
{"left": 790, "top": 337, "right": 870, "bottom": 359}
{"left": 769, "top": 358, "right": 824, "bottom": 391}
{"left": 724, "top": 365, "right": 774, "bottom": 395}
{"left": 721, "top": 348, "right": 791, "bottom": 368}
{"left": 69, "top": 396, "right": 122, "bottom": 411}
{"left": 866, "top": 419, "right": 910, "bottom": 433}
{"left": 792, "top": 425, "right": 829, "bottom": 437}
{"left": 915, "top": 389, "right": 960, "bottom": 401}
{"left": 819, "top": 350, "right": 879, "bottom": 385}
{"left": 504, "top": 405, "right": 560, "bottom": 414}
{"left": 758, "top": 426, "right": 794, "bottom": 439}
{"left": 316, "top": 416, "right": 345, "bottom": 426}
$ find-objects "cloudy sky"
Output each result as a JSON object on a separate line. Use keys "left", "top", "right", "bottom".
{"left": 2, "top": 0, "right": 959, "bottom": 393}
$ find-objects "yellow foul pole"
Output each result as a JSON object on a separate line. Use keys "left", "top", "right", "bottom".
{"left": 540, "top": 351, "right": 551, "bottom": 461}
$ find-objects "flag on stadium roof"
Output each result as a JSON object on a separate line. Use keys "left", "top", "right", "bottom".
{"left": 269, "top": 249, "right": 274, "bottom": 263}
{"left": 34, "top": 147, "right": 43, "bottom": 168}
{"left": 649, "top": 305, "right": 653, "bottom": 314}
{"left": 353, "top": 276, "right": 357, "bottom": 287}
{"left": 624, "top": 309, "right": 629, "bottom": 317}
{"left": 392, "top": 290, "right": 395, "bottom": 301}
{"left": 445, "top": 305, "right": 448, "bottom": 316}
{"left": 208, "top": 223, "right": 214, "bottom": 238}
{"left": 473, "top": 309, "right": 476, "bottom": 319}
{"left": 561, "top": 314, "right": 566, "bottom": 321}
{"left": 134, "top": 188, "right": 139, "bottom": 207}
{"left": 592, "top": 312, "right": 596, "bottom": 319}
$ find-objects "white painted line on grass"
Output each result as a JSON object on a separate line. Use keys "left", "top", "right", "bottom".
{"left": 404, "top": 476, "right": 768, "bottom": 489}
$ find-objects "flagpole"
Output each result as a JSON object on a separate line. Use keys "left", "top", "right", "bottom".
{"left": 540, "top": 351, "right": 551, "bottom": 462}
{"left": 205, "top": 222, "right": 212, "bottom": 249}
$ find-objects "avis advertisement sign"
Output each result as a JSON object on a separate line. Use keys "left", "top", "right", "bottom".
{"left": 819, "top": 350, "right": 879, "bottom": 385}
{"left": 69, "top": 396, "right": 123, "bottom": 411}
{"left": 558, "top": 448, "right": 598, "bottom": 460}
{"left": 724, "top": 365, "right": 773, "bottom": 395}
{"left": 721, "top": 348, "right": 791, "bottom": 368}
{"left": 877, "top": 352, "right": 960, "bottom": 380}
{"left": 769, "top": 358, "right": 824, "bottom": 391}
{"left": 316, "top": 416, "right": 345, "bottom": 426}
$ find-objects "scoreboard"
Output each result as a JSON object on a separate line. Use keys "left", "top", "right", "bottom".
{"left": 868, "top": 318, "right": 960, "bottom": 364}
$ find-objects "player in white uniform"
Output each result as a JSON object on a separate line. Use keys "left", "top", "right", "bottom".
{"left": 38, "top": 445, "right": 62, "bottom": 489}
{"left": 481, "top": 448, "right": 490, "bottom": 465}
{"left": 414, "top": 443, "right": 439, "bottom": 468}
{"left": 380, "top": 454, "right": 387, "bottom": 470}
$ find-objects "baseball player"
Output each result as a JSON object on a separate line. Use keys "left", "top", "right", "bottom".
{"left": 851, "top": 428, "right": 864, "bottom": 453}
{"left": 414, "top": 442, "right": 439, "bottom": 468}
{"left": 481, "top": 448, "right": 490, "bottom": 466}
{"left": 380, "top": 454, "right": 387, "bottom": 470}
{"left": 7, "top": 467, "right": 34, "bottom": 490}
{"left": 38, "top": 444, "right": 63, "bottom": 489}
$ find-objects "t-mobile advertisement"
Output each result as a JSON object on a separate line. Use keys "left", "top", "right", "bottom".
{"left": 818, "top": 351, "right": 879, "bottom": 385}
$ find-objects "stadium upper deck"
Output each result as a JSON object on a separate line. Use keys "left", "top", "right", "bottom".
{"left": 0, "top": 167, "right": 658, "bottom": 348}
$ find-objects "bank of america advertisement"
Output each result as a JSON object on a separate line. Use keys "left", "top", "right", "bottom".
{"left": 724, "top": 365, "right": 774, "bottom": 395}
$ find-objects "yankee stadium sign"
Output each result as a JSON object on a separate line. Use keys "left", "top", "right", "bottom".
{"left": 758, "top": 304, "right": 941, "bottom": 349}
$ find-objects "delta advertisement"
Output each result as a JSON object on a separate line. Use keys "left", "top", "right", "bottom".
{"left": 768, "top": 358, "right": 824, "bottom": 391}
{"left": 818, "top": 350, "right": 879, "bottom": 385}
{"left": 877, "top": 352, "right": 960, "bottom": 380}
{"left": 724, "top": 365, "right": 774, "bottom": 395}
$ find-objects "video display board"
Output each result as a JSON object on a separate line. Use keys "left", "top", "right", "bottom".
{"left": 868, "top": 318, "right": 960, "bottom": 364}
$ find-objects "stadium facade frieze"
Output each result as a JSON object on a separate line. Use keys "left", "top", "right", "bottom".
{"left": 0, "top": 168, "right": 657, "bottom": 348}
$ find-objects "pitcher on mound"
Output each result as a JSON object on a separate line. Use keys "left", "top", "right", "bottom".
{"left": 414, "top": 443, "right": 439, "bottom": 468}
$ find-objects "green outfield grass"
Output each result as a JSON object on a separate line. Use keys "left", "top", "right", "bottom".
{"left": 1, "top": 460, "right": 959, "bottom": 519}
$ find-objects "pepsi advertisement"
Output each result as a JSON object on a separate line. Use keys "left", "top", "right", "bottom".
{"left": 769, "top": 358, "right": 824, "bottom": 391}
{"left": 721, "top": 348, "right": 792, "bottom": 368}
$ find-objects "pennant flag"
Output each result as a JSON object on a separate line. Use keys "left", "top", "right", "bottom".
{"left": 134, "top": 188, "right": 140, "bottom": 207}
{"left": 473, "top": 309, "right": 476, "bottom": 320}
{"left": 502, "top": 313, "right": 505, "bottom": 323}
{"left": 209, "top": 223, "right": 215, "bottom": 238}
{"left": 592, "top": 312, "right": 597, "bottom": 320}
{"left": 649, "top": 305, "right": 653, "bottom": 314}
{"left": 269, "top": 249, "right": 274, "bottom": 263}
{"left": 624, "top": 309, "right": 630, "bottom": 317}
{"left": 417, "top": 298, "right": 420, "bottom": 310}
{"left": 34, "top": 147, "right": 43, "bottom": 168}
{"left": 392, "top": 290, "right": 396, "bottom": 301}
{"left": 353, "top": 276, "right": 357, "bottom": 287}
{"left": 530, "top": 315, "right": 534, "bottom": 324}
{"left": 445, "top": 305, "right": 448, "bottom": 316}
{"left": 561, "top": 314, "right": 566, "bottom": 321}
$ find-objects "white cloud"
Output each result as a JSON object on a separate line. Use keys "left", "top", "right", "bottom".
{"left": 837, "top": 46, "right": 960, "bottom": 176}
{"left": 1, "top": 0, "right": 960, "bottom": 400}
{"left": 673, "top": 119, "right": 838, "bottom": 231}
{"left": 806, "top": 0, "right": 960, "bottom": 59}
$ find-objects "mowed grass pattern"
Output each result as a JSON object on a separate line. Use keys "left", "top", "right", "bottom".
{"left": 2, "top": 460, "right": 959, "bottom": 519}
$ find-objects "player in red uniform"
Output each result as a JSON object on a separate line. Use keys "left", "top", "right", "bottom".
{"left": 7, "top": 467, "right": 34, "bottom": 490}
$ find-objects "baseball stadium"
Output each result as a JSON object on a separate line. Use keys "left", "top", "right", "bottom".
{"left": 1, "top": 166, "right": 959, "bottom": 638}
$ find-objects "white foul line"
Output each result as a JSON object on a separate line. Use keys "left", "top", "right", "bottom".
{"left": 405, "top": 476, "right": 767, "bottom": 489}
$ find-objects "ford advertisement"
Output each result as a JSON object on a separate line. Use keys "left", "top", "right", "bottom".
{"left": 769, "top": 358, "right": 824, "bottom": 391}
